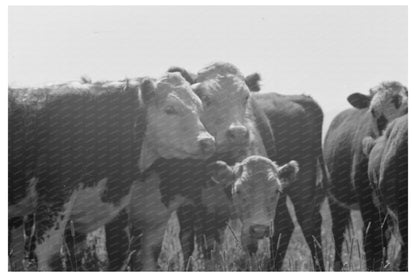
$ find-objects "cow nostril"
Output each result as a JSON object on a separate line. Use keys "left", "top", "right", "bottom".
{"left": 199, "top": 138, "right": 215, "bottom": 154}
{"left": 226, "top": 126, "right": 249, "bottom": 143}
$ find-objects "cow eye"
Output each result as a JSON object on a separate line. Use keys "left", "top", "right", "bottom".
{"left": 200, "top": 95, "right": 212, "bottom": 107}
{"left": 164, "top": 106, "right": 178, "bottom": 115}
{"left": 244, "top": 94, "right": 249, "bottom": 104}
{"left": 391, "top": 95, "right": 401, "bottom": 109}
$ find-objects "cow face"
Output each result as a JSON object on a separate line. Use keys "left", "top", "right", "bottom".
{"left": 191, "top": 63, "right": 261, "bottom": 154}
{"left": 208, "top": 156, "right": 299, "bottom": 252}
{"left": 139, "top": 72, "right": 215, "bottom": 171}
{"left": 347, "top": 81, "right": 408, "bottom": 134}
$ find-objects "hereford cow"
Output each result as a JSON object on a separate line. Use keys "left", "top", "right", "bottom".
{"left": 323, "top": 81, "right": 407, "bottom": 270}
{"left": 362, "top": 114, "right": 407, "bottom": 271}
{"left": 206, "top": 156, "right": 299, "bottom": 256}
{"left": 8, "top": 73, "right": 215, "bottom": 270}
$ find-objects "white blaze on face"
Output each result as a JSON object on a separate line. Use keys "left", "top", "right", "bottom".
{"left": 139, "top": 72, "right": 215, "bottom": 172}
{"left": 193, "top": 63, "right": 251, "bottom": 153}
{"left": 369, "top": 81, "right": 408, "bottom": 125}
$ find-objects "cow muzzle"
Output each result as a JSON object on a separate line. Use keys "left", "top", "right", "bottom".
{"left": 249, "top": 224, "right": 271, "bottom": 239}
{"left": 198, "top": 134, "right": 216, "bottom": 156}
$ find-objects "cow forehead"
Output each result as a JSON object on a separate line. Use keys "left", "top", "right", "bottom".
{"left": 240, "top": 156, "right": 277, "bottom": 171}
{"left": 200, "top": 75, "right": 248, "bottom": 98}
{"left": 196, "top": 62, "right": 244, "bottom": 82}
{"left": 370, "top": 81, "right": 407, "bottom": 100}
{"left": 155, "top": 74, "right": 201, "bottom": 108}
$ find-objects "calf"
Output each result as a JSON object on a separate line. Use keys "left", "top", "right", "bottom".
{"left": 362, "top": 114, "right": 407, "bottom": 271}
{"left": 206, "top": 156, "right": 299, "bottom": 257}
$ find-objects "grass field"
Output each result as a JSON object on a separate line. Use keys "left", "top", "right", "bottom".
{"left": 9, "top": 197, "right": 402, "bottom": 271}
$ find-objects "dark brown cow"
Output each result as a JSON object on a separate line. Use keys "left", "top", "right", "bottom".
{"left": 362, "top": 114, "right": 407, "bottom": 271}
{"left": 252, "top": 92, "right": 326, "bottom": 271}
{"left": 8, "top": 73, "right": 215, "bottom": 270}
{"left": 323, "top": 81, "right": 407, "bottom": 271}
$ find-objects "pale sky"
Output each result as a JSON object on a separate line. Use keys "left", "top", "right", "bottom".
{"left": 8, "top": 6, "right": 407, "bottom": 132}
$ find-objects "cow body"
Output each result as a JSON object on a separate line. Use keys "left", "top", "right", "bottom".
{"left": 362, "top": 114, "right": 408, "bottom": 271}
{"left": 323, "top": 81, "right": 407, "bottom": 271}
{"left": 9, "top": 73, "right": 215, "bottom": 271}
{"left": 253, "top": 92, "right": 326, "bottom": 271}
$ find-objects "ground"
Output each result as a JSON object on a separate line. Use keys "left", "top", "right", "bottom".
{"left": 9, "top": 197, "right": 401, "bottom": 271}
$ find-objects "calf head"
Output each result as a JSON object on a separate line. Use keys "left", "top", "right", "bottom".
{"left": 139, "top": 72, "right": 215, "bottom": 171}
{"left": 347, "top": 81, "right": 408, "bottom": 134}
{"left": 208, "top": 155, "right": 299, "bottom": 253}
{"left": 189, "top": 62, "right": 261, "bottom": 154}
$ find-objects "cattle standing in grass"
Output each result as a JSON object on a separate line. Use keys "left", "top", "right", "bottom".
{"left": 141, "top": 62, "right": 276, "bottom": 270}
{"left": 8, "top": 73, "right": 215, "bottom": 270}
{"left": 206, "top": 156, "right": 299, "bottom": 255}
{"left": 323, "top": 82, "right": 407, "bottom": 271}
{"left": 362, "top": 114, "right": 407, "bottom": 271}
{"left": 167, "top": 63, "right": 326, "bottom": 271}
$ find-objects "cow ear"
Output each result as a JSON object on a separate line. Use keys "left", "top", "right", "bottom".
{"left": 347, "top": 93, "right": 371, "bottom": 109}
{"left": 140, "top": 78, "right": 156, "bottom": 105}
{"left": 245, "top": 73, "right": 261, "bottom": 92}
{"left": 362, "top": 136, "right": 376, "bottom": 157}
{"left": 167, "top": 67, "right": 196, "bottom": 84}
{"left": 207, "top": 161, "right": 235, "bottom": 186}
{"left": 276, "top": 160, "right": 299, "bottom": 191}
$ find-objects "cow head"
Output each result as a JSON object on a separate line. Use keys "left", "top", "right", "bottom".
{"left": 347, "top": 81, "right": 408, "bottom": 134}
{"left": 177, "top": 62, "right": 261, "bottom": 155}
{"left": 139, "top": 72, "right": 215, "bottom": 171}
{"left": 208, "top": 155, "right": 299, "bottom": 253}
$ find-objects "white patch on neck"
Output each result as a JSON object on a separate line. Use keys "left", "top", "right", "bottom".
{"left": 70, "top": 178, "right": 133, "bottom": 234}
{"left": 35, "top": 190, "right": 78, "bottom": 271}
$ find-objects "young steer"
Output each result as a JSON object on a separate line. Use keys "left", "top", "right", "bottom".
{"left": 206, "top": 156, "right": 299, "bottom": 257}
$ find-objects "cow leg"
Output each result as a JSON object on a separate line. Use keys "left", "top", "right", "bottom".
{"left": 35, "top": 193, "right": 78, "bottom": 271}
{"left": 177, "top": 204, "right": 195, "bottom": 270}
{"left": 398, "top": 194, "right": 408, "bottom": 271}
{"left": 294, "top": 200, "right": 325, "bottom": 271}
{"left": 358, "top": 183, "right": 385, "bottom": 271}
{"left": 105, "top": 210, "right": 130, "bottom": 271}
{"left": 128, "top": 176, "right": 181, "bottom": 271}
{"left": 269, "top": 195, "right": 294, "bottom": 271}
{"left": 9, "top": 218, "right": 26, "bottom": 271}
{"left": 328, "top": 197, "right": 350, "bottom": 271}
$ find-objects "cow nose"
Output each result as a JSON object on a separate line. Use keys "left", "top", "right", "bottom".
{"left": 226, "top": 125, "right": 249, "bottom": 144}
{"left": 198, "top": 136, "right": 215, "bottom": 155}
{"left": 249, "top": 224, "right": 270, "bottom": 238}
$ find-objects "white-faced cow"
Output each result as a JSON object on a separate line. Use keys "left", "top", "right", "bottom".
{"left": 8, "top": 73, "right": 215, "bottom": 270}
{"left": 206, "top": 156, "right": 299, "bottom": 256}
{"left": 362, "top": 114, "right": 407, "bottom": 271}
{"left": 163, "top": 63, "right": 326, "bottom": 271}
{"left": 323, "top": 81, "right": 407, "bottom": 271}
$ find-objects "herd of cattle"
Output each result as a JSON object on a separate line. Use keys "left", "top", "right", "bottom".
{"left": 8, "top": 62, "right": 408, "bottom": 271}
